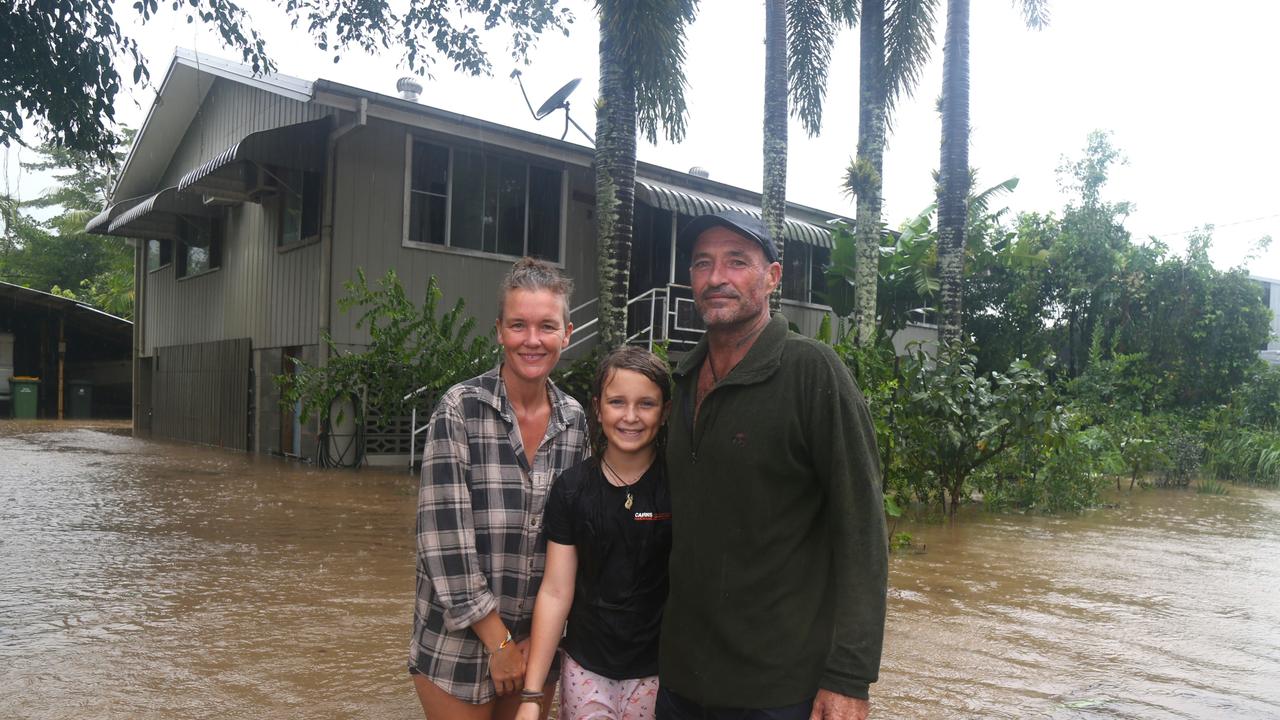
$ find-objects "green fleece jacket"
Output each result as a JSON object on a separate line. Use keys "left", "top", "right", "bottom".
{"left": 659, "top": 313, "right": 887, "bottom": 707}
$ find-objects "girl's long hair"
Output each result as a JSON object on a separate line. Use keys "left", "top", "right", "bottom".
{"left": 587, "top": 346, "right": 672, "bottom": 458}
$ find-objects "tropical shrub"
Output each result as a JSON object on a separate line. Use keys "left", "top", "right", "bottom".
{"left": 891, "top": 343, "right": 1060, "bottom": 516}
{"left": 1201, "top": 406, "right": 1280, "bottom": 488}
{"left": 830, "top": 334, "right": 901, "bottom": 491}
{"left": 552, "top": 355, "right": 600, "bottom": 410}
{"left": 1231, "top": 362, "right": 1280, "bottom": 429}
{"left": 1112, "top": 414, "right": 1166, "bottom": 491}
{"left": 978, "top": 411, "right": 1113, "bottom": 513}
{"left": 1033, "top": 425, "right": 1112, "bottom": 513}
{"left": 277, "top": 269, "right": 496, "bottom": 429}
{"left": 1153, "top": 416, "right": 1203, "bottom": 488}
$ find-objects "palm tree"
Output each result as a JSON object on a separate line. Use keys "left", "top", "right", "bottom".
{"left": 766, "top": 0, "right": 935, "bottom": 336}
{"left": 594, "top": 0, "right": 698, "bottom": 351}
{"left": 763, "top": 0, "right": 849, "bottom": 312}
{"left": 846, "top": 0, "right": 937, "bottom": 346}
{"left": 762, "top": 0, "right": 787, "bottom": 312}
{"left": 935, "top": 0, "right": 1047, "bottom": 344}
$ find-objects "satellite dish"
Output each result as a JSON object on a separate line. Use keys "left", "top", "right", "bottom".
{"left": 512, "top": 70, "right": 594, "bottom": 145}
{"left": 536, "top": 78, "right": 582, "bottom": 119}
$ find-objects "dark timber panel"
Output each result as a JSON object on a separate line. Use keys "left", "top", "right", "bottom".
{"left": 152, "top": 338, "right": 251, "bottom": 450}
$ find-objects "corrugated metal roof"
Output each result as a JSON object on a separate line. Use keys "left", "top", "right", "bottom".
{"left": 85, "top": 195, "right": 150, "bottom": 235}
{"left": 107, "top": 187, "right": 217, "bottom": 239}
{"left": 177, "top": 117, "right": 332, "bottom": 194}
{"left": 0, "top": 281, "right": 132, "bottom": 329}
{"left": 634, "top": 179, "right": 835, "bottom": 248}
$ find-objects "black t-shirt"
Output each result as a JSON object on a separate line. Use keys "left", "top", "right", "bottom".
{"left": 543, "top": 457, "right": 672, "bottom": 679}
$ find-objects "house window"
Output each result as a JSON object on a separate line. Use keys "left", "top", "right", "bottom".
{"left": 277, "top": 168, "right": 322, "bottom": 246}
{"left": 146, "top": 239, "right": 171, "bottom": 271}
{"left": 781, "top": 241, "right": 830, "bottom": 304}
{"left": 405, "top": 138, "right": 563, "bottom": 262}
{"left": 177, "top": 215, "right": 224, "bottom": 278}
{"left": 408, "top": 142, "right": 449, "bottom": 246}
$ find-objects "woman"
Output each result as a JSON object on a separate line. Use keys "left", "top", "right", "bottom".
{"left": 516, "top": 346, "right": 673, "bottom": 720}
{"left": 410, "top": 257, "right": 588, "bottom": 720}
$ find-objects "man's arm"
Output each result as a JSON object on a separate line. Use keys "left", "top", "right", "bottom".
{"left": 808, "top": 347, "right": 889, "bottom": 703}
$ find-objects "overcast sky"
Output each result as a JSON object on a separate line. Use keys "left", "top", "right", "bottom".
{"left": 9, "top": 0, "right": 1280, "bottom": 277}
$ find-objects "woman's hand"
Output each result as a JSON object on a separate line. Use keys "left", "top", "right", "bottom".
{"left": 488, "top": 642, "right": 526, "bottom": 695}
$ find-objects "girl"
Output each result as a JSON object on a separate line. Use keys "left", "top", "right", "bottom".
{"left": 410, "top": 258, "right": 588, "bottom": 720}
{"left": 516, "top": 346, "right": 673, "bottom": 720}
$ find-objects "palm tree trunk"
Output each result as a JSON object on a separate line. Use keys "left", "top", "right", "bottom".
{"left": 853, "top": 0, "right": 887, "bottom": 347}
{"left": 763, "top": 0, "right": 787, "bottom": 313}
{"left": 595, "top": 23, "right": 638, "bottom": 352}
{"left": 935, "top": 0, "right": 970, "bottom": 345}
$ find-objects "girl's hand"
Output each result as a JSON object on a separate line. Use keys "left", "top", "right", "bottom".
{"left": 488, "top": 642, "right": 525, "bottom": 695}
{"left": 514, "top": 700, "right": 543, "bottom": 720}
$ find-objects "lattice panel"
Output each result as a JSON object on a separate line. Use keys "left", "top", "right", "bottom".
{"left": 364, "top": 401, "right": 434, "bottom": 457}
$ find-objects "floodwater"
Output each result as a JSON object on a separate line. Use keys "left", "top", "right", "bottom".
{"left": 2, "top": 423, "right": 1278, "bottom": 719}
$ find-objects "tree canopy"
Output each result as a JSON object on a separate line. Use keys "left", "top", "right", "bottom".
{"left": 2, "top": 0, "right": 574, "bottom": 161}
{"left": 1, "top": 135, "right": 136, "bottom": 318}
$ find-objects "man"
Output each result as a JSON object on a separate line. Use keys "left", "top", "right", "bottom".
{"left": 658, "top": 211, "right": 888, "bottom": 720}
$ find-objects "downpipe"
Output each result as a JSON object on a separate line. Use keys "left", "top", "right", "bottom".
{"left": 318, "top": 97, "right": 367, "bottom": 368}
{"left": 316, "top": 98, "right": 366, "bottom": 465}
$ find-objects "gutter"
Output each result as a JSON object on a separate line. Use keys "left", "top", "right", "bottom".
{"left": 318, "top": 97, "right": 367, "bottom": 368}
{"left": 311, "top": 79, "right": 594, "bottom": 170}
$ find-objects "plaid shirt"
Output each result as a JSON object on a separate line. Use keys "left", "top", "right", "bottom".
{"left": 409, "top": 367, "right": 588, "bottom": 703}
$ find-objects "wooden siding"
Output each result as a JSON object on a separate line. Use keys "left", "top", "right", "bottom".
{"left": 152, "top": 338, "right": 251, "bottom": 449}
{"left": 142, "top": 79, "right": 330, "bottom": 353}
{"left": 327, "top": 120, "right": 599, "bottom": 348}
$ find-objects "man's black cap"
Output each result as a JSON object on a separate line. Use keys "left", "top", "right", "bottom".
{"left": 678, "top": 210, "right": 780, "bottom": 263}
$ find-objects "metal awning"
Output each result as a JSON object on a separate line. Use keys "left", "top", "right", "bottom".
{"left": 84, "top": 195, "right": 150, "bottom": 235}
{"left": 176, "top": 117, "right": 332, "bottom": 198}
{"left": 107, "top": 186, "right": 218, "bottom": 240}
{"left": 634, "top": 179, "right": 835, "bottom": 249}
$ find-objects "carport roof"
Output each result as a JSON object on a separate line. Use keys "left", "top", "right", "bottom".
{"left": 0, "top": 281, "right": 132, "bottom": 339}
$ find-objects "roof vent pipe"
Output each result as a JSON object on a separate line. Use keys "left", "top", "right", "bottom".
{"left": 396, "top": 77, "right": 423, "bottom": 102}
{"left": 688, "top": 166, "right": 710, "bottom": 179}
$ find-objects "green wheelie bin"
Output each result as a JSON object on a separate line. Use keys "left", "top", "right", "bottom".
{"left": 10, "top": 376, "right": 40, "bottom": 419}
{"left": 67, "top": 379, "right": 92, "bottom": 419}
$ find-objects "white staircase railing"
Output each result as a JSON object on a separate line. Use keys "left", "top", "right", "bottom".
{"left": 567, "top": 284, "right": 703, "bottom": 354}
{"left": 405, "top": 384, "right": 435, "bottom": 474}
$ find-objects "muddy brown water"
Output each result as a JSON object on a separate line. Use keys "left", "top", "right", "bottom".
{"left": 2, "top": 423, "right": 1278, "bottom": 719}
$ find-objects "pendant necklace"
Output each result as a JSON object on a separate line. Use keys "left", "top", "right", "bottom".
{"left": 602, "top": 456, "right": 645, "bottom": 510}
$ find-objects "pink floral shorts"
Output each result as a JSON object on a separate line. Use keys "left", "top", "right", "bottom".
{"left": 559, "top": 651, "right": 659, "bottom": 720}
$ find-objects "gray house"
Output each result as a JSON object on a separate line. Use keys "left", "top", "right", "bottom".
{"left": 89, "top": 49, "right": 851, "bottom": 459}
{"left": 1253, "top": 275, "right": 1280, "bottom": 364}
